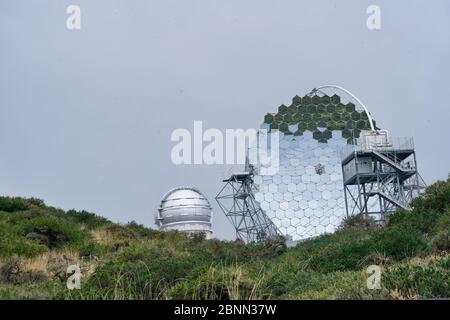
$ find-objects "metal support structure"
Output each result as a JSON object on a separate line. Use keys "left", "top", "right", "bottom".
{"left": 342, "top": 136, "right": 426, "bottom": 223}
{"left": 215, "top": 169, "right": 280, "bottom": 243}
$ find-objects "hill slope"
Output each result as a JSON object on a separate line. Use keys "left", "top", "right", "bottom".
{"left": 0, "top": 177, "right": 449, "bottom": 300}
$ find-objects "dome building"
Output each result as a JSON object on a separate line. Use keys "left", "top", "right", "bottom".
{"left": 155, "top": 186, "right": 213, "bottom": 239}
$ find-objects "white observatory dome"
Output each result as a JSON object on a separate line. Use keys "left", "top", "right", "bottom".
{"left": 155, "top": 186, "right": 213, "bottom": 238}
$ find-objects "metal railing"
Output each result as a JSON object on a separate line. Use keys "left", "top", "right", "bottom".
{"left": 340, "top": 136, "right": 415, "bottom": 161}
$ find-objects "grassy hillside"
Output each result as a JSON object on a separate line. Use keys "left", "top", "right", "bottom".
{"left": 0, "top": 177, "right": 449, "bottom": 300}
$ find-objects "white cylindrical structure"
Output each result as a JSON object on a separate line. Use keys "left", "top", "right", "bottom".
{"left": 155, "top": 186, "right": 213, "bottom": 238}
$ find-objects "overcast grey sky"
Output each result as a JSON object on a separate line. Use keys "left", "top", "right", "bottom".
{"left": 1, "top": 0, "right": 449, "bottom": 240}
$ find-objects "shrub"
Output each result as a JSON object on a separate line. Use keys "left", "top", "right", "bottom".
{"left": 78, "top": 241, "right": 108, "bottom": 258}
{"left": 66, "top": 209, "right": 111, "bottom": 230}
{"left": 297, "top": 229, "right": 374, "bottom": 273}
{"left": 0, "top": 221, "right": 48, "bottom": 258}
{"left": 0, "top": 197, "right": 30, "bottom": 213}
{"left": 19, "top": 216, "right": 89, "bottom": 249}
{"left": 411, "top": 178, "right": 450, "bottom": 213}
{"left": 387, "top": 209, "right": 441, "bottom": 234}
{"left": 190, "top": 232, "right": 207, "bottom": 243}
{"left": 168, "top": 264, "right": 262, "bottom": 300}
{"left": 0, "top": 208, "right": 45, "bottom": 225}
{"left": 80, "top": 244, "right": 202, "bottom": 299}
{"left": 338, "top": 214, "right": 377, "bottom": 232}
{"left": 0, "top": 236, "right": 48, "bottom": 259}
{"left": 429, "top": 231, "right": 450, "bottom": 254}
{"left": 125, "top": 221, "right": 158, "bottom": 238}
{"left": 330, "top": 271, "right": 389, "bottom": 300}
{"left": 260, "top": 267, "right": 339, "bottom": 299}
{"left": 0, "top": 281, "right": 66, "bottom": 300}
{"left": 435, "top": 209, "right": 450, "bottom": 234}
{"left": 441, "top": 256, "right": 450, "bottom": 269}
{"left": 383, "top": 264, "right": 450, "bottom": 299}
{"left": 309, "top": 238, "right": 373, "bottom": 272}
{"left": 371, "top": 226, "right": 426, "bottom": 260}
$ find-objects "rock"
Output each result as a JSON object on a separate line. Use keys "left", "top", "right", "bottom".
{"left": 25, "top": 225, "right": 66, "bottom": 248}
{"left": 26, "top": 232, "right": 50, "bottom": 246}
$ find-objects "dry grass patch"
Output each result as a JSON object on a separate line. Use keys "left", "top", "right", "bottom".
{"left": 1, "top": 248, "right": 99, "bottom": 284}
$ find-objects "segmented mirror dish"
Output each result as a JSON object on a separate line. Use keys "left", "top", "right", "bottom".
{"left": 251, "top": 93, "right": 375, "bottom": 240}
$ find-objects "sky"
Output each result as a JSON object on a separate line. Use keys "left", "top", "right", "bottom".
{"left": 1, "top": 0, "right": 449, "bottom": 240}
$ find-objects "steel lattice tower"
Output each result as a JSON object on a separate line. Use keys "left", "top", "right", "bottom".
{"left": 342, "top": 132, "right": 426, "bottom": 223}
{"left": 215, "top": 169, "right": 280, "bottom": 243}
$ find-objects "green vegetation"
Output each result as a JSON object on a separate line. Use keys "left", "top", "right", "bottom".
{"left": 0, "top": 177, "right": 449, "bottom": 300}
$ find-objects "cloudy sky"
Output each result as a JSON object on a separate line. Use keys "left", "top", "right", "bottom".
{"left": 1, "top": 0, "right": 449, "bottom": 240}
